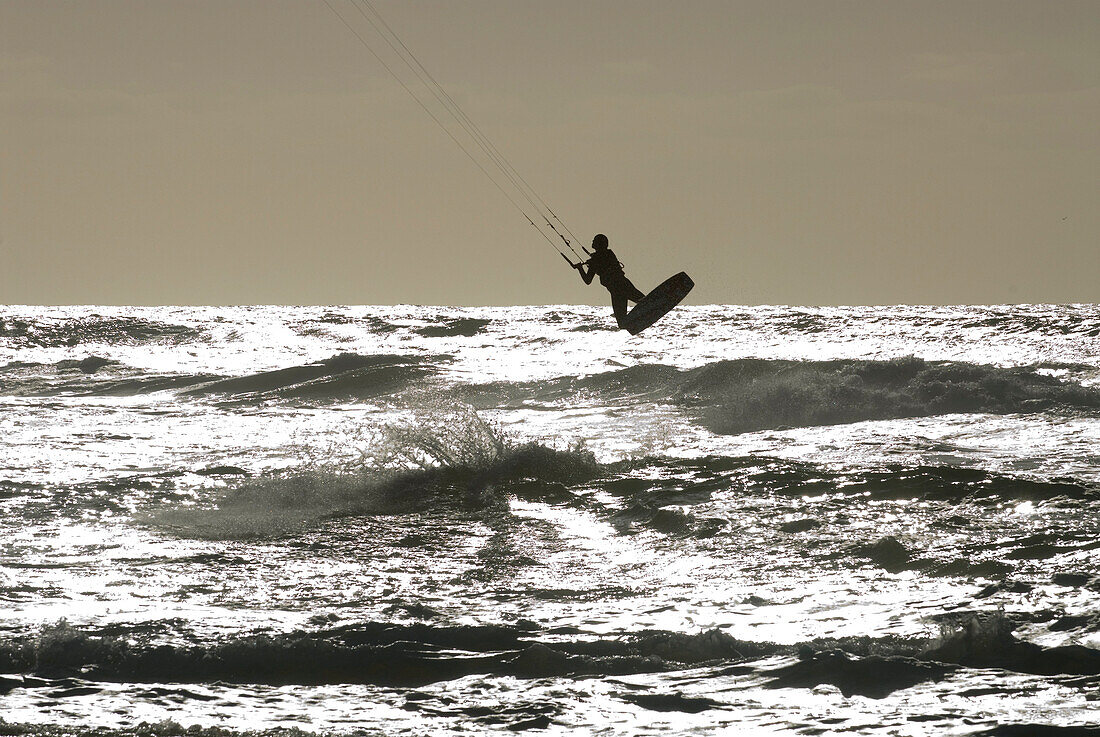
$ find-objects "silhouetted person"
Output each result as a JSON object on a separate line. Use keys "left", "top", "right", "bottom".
{"left": 575, "top": 234, "right": 646, "bottom": 329}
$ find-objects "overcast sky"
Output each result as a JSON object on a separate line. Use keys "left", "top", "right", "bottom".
{"left": 2, "top": 0, "right": 1097, "bottom": 305}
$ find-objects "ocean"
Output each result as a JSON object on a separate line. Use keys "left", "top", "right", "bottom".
{"left": 1, "top": 304, "right": 1098, "bottom": 735}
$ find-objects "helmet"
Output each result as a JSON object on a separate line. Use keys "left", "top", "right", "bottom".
{"left": 592, "top": 233, "right": 609, "bottom": 249}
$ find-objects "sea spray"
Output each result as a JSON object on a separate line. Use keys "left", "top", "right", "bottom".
{"left": 148, "top": 404, "right": 599, "bottom": 540}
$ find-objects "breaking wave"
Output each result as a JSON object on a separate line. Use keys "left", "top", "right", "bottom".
{"left": 148, "top": 405, "right": 600, "bottom": 539}
{"left": 462, "top": 357, "right": 1100, "bottom": 433}
{"left": 681, "top": 357, "right": 1100, "bottom": 434}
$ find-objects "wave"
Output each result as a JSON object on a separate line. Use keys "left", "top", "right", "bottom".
{"left": 1, "top": 356, "right": 121, "bottom": 375}
{"left": 459, "top": 364, "right": 684, "bottom": 407}
{"left": 142, "top": 413, "right": 1099, "bottom": 538}
{"left": 0, "top": 315, "right": 200, "bottom": 348}
{"left": 0, "top": 352, "right": 440, "bottom": 400}
{"left": 759, "top": 462, "right": 1100, "bottom": 503}
{"left": 181, "top": 353, "right": 442, "bottom": 401}
{"left": 954, "top": 310, "right": 1100, "bottom": 338}
{"left": 149, "top": 451, "right": 1099, "bottom": 584}
{"left": 592, "top": 456, "right": 1100, "bottom": 577}
{"left": 765, "top": 613, "right": 1100, "bottom": 698}
{"left": 11, "top": 351, "right": 1097, "bottom": 424}
{"left": 291, "top": 313, "right": 402, "bottom": 338}
{"left": 415, "top": 317, "right": 492, "bottom": 338}
{"left": 0, "top": 620, "right": 763, "bottom": 687}
{"left": 727, "top": 305, "right": 1100, "bottom": 339}
{"left": 0, "top": 357, "right": 217, "bottom": 397}
{"left": 149, "top": 444, "right": 597, "bottom": 540}
{"left": 461, "top": 357, "right": 1100, "bottom": 433}
{"left": 148, "top": 406, "right": 600, "bottom": 539}
{"left": 5, "top": 613, "right": 1097, "bottom": 692}
{"left": 684, "top": 453, "right": 1098, "bottom": 503}
{"left": 682, "top": 357, "right": 1100, "bottom": 434}
{"left": 0, "top": 717, "right": 262, "bottom": 737}
{"left": 923, "top": 612, "right": 1100, "bottom": 677}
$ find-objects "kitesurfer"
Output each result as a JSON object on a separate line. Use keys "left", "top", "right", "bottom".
{"left": 575, "top": 234, "right": 646, "bottom": 329}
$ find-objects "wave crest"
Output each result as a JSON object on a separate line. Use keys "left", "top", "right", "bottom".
{"left": 149, "top": 405, "right": 599, "bottom": 539}
{"left": 9, "top": 615, "right": 1098, "bottom": 691}
{"left": 461, "top": 357, "right": 1100, "bottom": 432}
{"left": 685, "top": 357, "right": 1100, "bottom": 433}
{"left": 183, "top": 353, "right": 441, "bottom": 401}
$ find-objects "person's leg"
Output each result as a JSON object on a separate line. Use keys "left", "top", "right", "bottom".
{"left": 618, "top": 277, "right": 646, "bottom": 303}
{"left": 611, "top": 291, "right": 629, "bottom": 328}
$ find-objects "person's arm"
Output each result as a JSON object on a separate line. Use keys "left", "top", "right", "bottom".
{"left": 576, "top": 261, "right": 595, "bottom": 285}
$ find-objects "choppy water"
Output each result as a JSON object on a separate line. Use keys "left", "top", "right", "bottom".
{"left": 1, "top": 304, "right": 1099, "bottom": 736}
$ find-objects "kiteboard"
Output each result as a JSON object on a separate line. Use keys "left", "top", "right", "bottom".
{"left": 621, "top": 272, "right": 694, "bottom": 335}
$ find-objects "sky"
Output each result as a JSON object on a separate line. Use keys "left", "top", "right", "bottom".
{"left": 1, "top": 0, "right": 1097, "bottom": 305}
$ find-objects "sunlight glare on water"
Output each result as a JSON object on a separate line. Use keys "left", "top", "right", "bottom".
{"left": 0, "top": 304, "right": 1098, "bottom": 734}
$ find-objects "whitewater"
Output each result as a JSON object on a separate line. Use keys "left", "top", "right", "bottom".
{"left": 1, "top": 304, "right": 1099, "bottom": 736}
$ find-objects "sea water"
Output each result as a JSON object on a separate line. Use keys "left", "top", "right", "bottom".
{"left": 0, "top": 304, "right": 1098, "bottom": 735}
